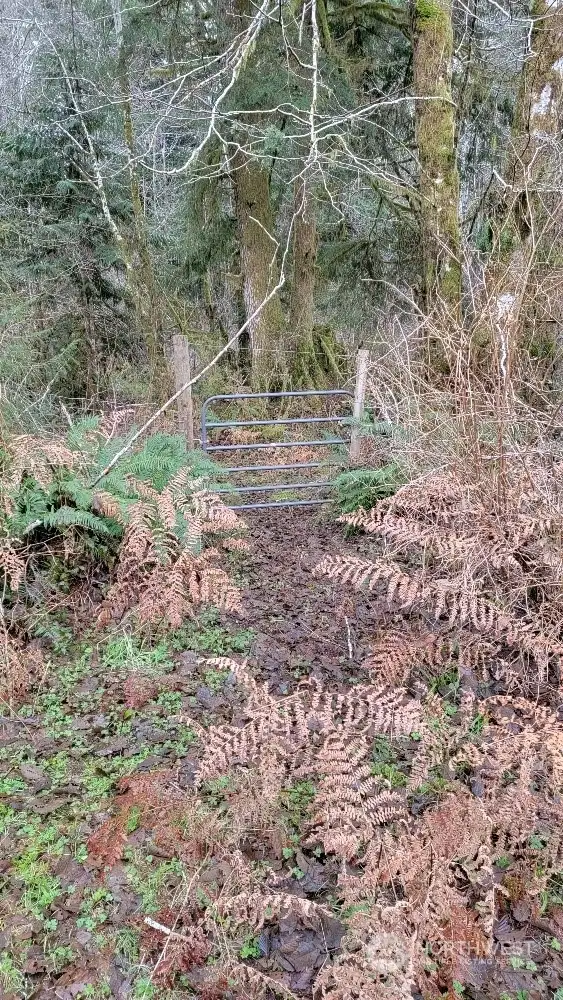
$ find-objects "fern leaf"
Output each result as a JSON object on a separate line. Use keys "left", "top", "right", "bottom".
{"left": 44, "top": 506, "right": 119, "bottom": 535}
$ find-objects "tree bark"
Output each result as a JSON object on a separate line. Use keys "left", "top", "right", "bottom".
{"left": 172, "top": 334, "right": 195, "bottom": 449}
{"left": 289, "top": 173, "right": 317, "bottom": 351}
{"left": 485, "top": 1, "right": 563, "bottom": 389}
{"left": 232, "top": 148, "right": 287, "bottom": 388}
{"left": 412, "top": 0, "right": 461, "bottom": 317}
{"left": 111, "top": 0, "right": 167, "bottom": 402}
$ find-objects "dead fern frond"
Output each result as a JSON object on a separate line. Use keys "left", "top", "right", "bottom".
{"left": 308, "top": 734, "right": 408, "bottom": 858}
{"left": 315, "top": 555, "right": 424, "bottom": 607}
{"left": 97, "top": 476, "right": 244, "bottom": 627}
{"left": 8, "top": 435, "right": 77, "bottom": 491}
{"left": 141, "top": 917, "right": 210, "bottom": 987}
{"left": 0, "top": 539, "right": 26, "bottom": 592}
{"left": 221, "top": 536, "right": 251, "bottom": 552}
{"left": 87, "top": 770, "right": 187, "bottom": 869}
{"left": 196, "top": 564, "right": 243, "bottom": 613}
{"left": 0, "top": 632, "right": 44, "bottom": 706}
{"left": 216, "top": 890, "right": 333, "bottom": 933}
{"left": 325, "top": 466, "right": 563, "bottom": 687}
{"left": 229, "top": 962, "right": 299, "bottom": 999}
{"left": 313, "top": 903, "right": 415, "bottom": 1000}
{"left": 423, "top": 791, "right": 492, "bottom": 863}
{"left": 92, "top": 490, "right": 127, "bottom": 523}
{"left": 197, "top": 666, "right": 418, "bottom": 859}
{"left": 194, "top": 490, "right": 243, "bottom": 532}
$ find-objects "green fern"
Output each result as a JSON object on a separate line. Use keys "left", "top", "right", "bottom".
{"left": 1, "top": 429, "right": 225, "bottom": 614}
{"left": 43, "top": 506, "right": 121, "bottom": 535}
{"left": 66, "top": 415, "right": 102, "bottom": 452}
{"left": 57, "top": 475, "right": 95, "bottom": 510}
{"left": 92, "top": 433, "right": 220, "bottom": 495}
{"left": 333, "top": 463, "right": 404, "bottom": 515}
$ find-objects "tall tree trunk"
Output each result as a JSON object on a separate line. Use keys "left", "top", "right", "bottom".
{"left": 290, "top": 173, "right": 317, "bottom": 350}
{"left": 111, "top": 0, "right": 167, "bottom": 402}
{"left": 232, "top": 148, "right": 286, "bottom": 389}
{"left": 484, "top": 1, "right": 563, "bottom": 390}
{"left": 412, "top": 0, "right": 461, "bottom": 320}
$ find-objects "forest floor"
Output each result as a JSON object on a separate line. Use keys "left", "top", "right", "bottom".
{"left": 1, "top": 510, "right": 562, "bottom": 999}
{"left": 0, "top": 510, "right": 379, "bottom": 1000}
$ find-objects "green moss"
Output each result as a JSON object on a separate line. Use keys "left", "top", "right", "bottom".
{"left": 415, "top": 0, "right": 448, "bottom": 26}
{"left": 292, "top": 326, "right": 348, "bottom": 388}
{"left": 440, "top": 259, "right": 462, "bottom": 303}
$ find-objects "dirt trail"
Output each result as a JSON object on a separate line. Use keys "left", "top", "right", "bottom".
{"left": 0, "top": 505, "right": 380, "bottom": 1000}
{"left": 237, "top": 507, "right": 382, "bottom": 684}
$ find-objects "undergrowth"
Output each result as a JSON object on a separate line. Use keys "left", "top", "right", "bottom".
{"left": 0, "top": 419, "right": 247, "bottom": 705}
{"left": 332, "top": 463, "right": 404, "bottom": 515}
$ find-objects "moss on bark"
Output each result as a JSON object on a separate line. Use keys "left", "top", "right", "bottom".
{"left": 290, "top": 175, "right": 317, "bottom": 355}
{"left": 232, "top": 149, "right": 287, "bottom": 390}
{"left": 412, "top": 0, "right": 461, "bottom": 319}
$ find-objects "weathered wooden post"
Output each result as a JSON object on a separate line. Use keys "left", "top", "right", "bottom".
{"left": 350, "top": 349, "right": 369, "bottom": 465}
{"left": 172, "top": 334, "right": 195, "bottom": 450}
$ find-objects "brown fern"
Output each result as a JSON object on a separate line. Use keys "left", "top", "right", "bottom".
{"left": 7, "top": 435, "right": 77, "bottom": 492}
{"left": 0, "top": 632, "right": 44, "bottom": 706}
{"left": 323, "top": 466, "right": 563, "bottom": 688}
{"left": 197, "top": 665, "right": 420, "bottom": 859}
{"left": 98, "top": 476, "right": 245, "bottom": 627}
{"left": 0, "top": 539, "right": 26, "bottom": 592}
{"left": 307, "top": 733, "right": 407, "bottom": 858}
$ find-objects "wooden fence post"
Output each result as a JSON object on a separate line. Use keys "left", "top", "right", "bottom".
{"left": 172, "top": 334, "right": 195, "bottom": 450}
{"left": 350, "top": 349, "right": 369, "bottom": 465}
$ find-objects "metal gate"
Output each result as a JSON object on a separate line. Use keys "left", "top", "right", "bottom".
{"left": 201, "top": 389, "right": 353, "bottom": 509}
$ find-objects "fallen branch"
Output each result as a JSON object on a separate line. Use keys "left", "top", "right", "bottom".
{"left": 89, "top": 278, "right": 287, "bottom": 487}
{"left": 144, "top": 916, "right": 191, "bottom": 941}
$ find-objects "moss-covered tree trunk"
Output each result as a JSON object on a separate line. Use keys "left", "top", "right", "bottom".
{"left": 290, "top": 173, "right": 317, "bottom": 351}
{"left": 412, "top": 0, "right": 461, "bottom": 321}
{"left": 232, "top": 148, "right": 287, "bottom": 389}
{"left": 111, "top": 0, "right": 168, "bottom": 402}
{"left": 484, "top": 1, "right": 563, "bottom": 389}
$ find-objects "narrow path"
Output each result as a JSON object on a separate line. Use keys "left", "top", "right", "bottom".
{"left": 0, "top": 506, "right": 385, "bottom": 999}
{"left": 233, "top": 508, "right": 384, "bottom": 684}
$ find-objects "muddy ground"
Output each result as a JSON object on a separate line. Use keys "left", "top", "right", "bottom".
{"left": 1, "top": 509, "right": 561, "bottom": 999}
{"left": 0, "top": 510, "right": 380, "bottom": 998}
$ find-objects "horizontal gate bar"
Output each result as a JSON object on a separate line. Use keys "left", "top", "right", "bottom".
{"left": 201, "top": 388, "right": 353, "bottom": 509}
{"left": 224, "top": 461, "right": 323, "bottom": 473}
{"left": 230, "top": 498, "right": 329, "bottom": 510}
{"left": 206, "top": 437, "right": 347, "bottom": 452}
{"left": 206, "top": 415, "right": 349, "bottom": 429}
{"left": 216, "top": 480, "right": 332, "bottom": 495}
{"left": 203, "top": 389, "right": 353, "bottom": 403}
